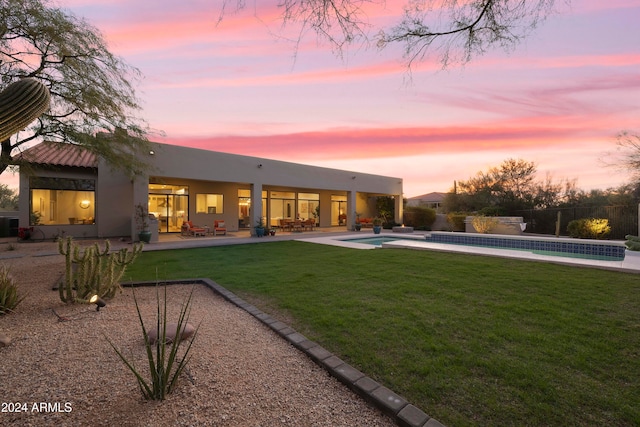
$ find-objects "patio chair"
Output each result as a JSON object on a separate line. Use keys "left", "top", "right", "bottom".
{"left": 280, "top": 218, "right": 293, "bottom": 232}
{"left": 303, "top": 218, "right": 315, "bottom": 231}
{"left": 213, "top": 220, "right": 227, "bottom": 236}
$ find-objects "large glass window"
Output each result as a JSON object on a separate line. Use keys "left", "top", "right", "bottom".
{"left": 196, "top": 193, "right": 224, "bottom": 214}
{"left": 238, "top": 189, "right": 251, "bottom": 228}
{"left": 331, "top": 195, "right": 347, "bottom": 226}
{"left": 29, "top": 177, "right": 95, "bottom": 225}
{"left": 238, "top": 189, "right": 267, "bottom": 228}
{"left": 270, "top": 191, "right": 295, "bottom": 227}
{"left": 297, "top": 193, "right": 319, "bottom": 223}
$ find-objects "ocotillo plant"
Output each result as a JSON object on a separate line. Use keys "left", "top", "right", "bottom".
{"left": 57, "top": 237, "right": 143, "bottom": 303}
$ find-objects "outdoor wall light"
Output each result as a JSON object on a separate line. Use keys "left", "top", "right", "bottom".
{"left": 149, "top": 150, "right": 155, "bottom": 155}
{"left": 89, "top": 295, "right": 106, "bottom": 311}
{"left": 79, "top": 200, "right": 91, "bottom": 209}
{"left": 258, "top": 164, "right": 263, "bottom": 168}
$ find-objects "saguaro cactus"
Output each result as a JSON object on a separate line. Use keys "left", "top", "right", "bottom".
{"left": 0, "top": 78, "right": 51, "bottom": 141}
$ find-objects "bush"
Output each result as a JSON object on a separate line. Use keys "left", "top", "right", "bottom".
{"left": 0, "top": 265, "right": 25, "bottom": 315}
{"left": 478, "top": 206, "right": 506, "bottom": 216}
{"left": 471, "top": 215, "right": 499, "bottom": 234}
{"left": 403, "top": 206, "right": 436, "bottom": 230}
{"left": 567, "top": 218, "right": 611, "bottom": 239}
{"left": 447, "top": 212, "right": 468, "bottom": 231}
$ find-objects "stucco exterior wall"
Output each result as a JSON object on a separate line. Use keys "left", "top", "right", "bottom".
{"left": 144, "top": 142, "right": 403, "bottom": 234}
{"left": 20, "top": 141, "right": 404, "bottom": 240}
{"left": 147, "top": 143, "right": 403, "bottom": 197}
{"left": 97, "top": 158, "right": 133, "bottom": 238}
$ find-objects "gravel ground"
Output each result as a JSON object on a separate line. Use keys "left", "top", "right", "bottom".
{"left": 0, "top": 240, "right": 396, "bottom": 427}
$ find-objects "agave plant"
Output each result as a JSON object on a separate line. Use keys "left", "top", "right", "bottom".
{"left": 0, "top": 265, "right": 25, "bottom": 315}
{"left": 106, "top": 285, "right": 199, "bottom": 400}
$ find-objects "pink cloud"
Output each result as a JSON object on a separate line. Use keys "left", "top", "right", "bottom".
{"left": 157, "top": 120, "right": 609, "bottom": 163}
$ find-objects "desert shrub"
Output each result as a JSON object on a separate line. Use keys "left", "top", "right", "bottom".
{"left": 0, "top": 265, "right": 25, "bottom": 315}
{"left": 567, "top": 218, "right": 611, "bottom": 239}
{"left": 471, "top": 215, "right": 499, "bottom": 234}
{"left": 478, "top": 206, "right": 506, "bottom": 216}
{"left": 447, "top": 212, "right": 468, "bottom": 231}
{"left": 403, "top": 206, "right": 436, "bottom": 230}
{"left": 106, "top": 285, "right": 199, "bottom": 400}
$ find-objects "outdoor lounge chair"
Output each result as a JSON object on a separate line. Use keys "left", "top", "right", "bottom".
{"left": 213, "top": 220, "right": 227, "bottom": 236}
{"left": 181, "top": 221, "right": 207, "bottom": 237}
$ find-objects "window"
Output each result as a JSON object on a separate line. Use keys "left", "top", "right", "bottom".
{"left": 29, "top": 177, "right": 96, "bottom": 225}
{"left": 196, "top": 193, "right": 224, "bottom": 214}
{"left": 297, "top": 193, "right": 319, "bottom": 221}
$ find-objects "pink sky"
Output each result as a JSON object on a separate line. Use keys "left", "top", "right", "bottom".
{"left": 6, "top": 0, "right": 639, "bottom": 197}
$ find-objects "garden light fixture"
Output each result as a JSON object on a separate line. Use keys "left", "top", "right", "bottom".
{"left": 89, "top": 295, "right": 106, "bottom": 311}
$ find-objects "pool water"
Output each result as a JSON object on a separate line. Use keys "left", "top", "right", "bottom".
{"left": 344, "top": 236, "right": 419, "bottom": 247}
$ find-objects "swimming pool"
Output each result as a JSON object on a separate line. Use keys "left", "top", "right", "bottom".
{"left": 300, "top": 231, "right": 639, "bottom": 270}
{"left": 424, "top": 231, "right": 626, "bottom": 261}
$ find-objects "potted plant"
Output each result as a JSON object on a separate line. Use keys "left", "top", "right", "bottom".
{"left": 255, "top": 217, "right": 266, "bottom": 237}
{"left": 354, "top": 212, "right": 362, "bottom": 231}
{"left": 135, "top": 203, "right": 152, "bottom": 243}
{"left": 269, "top": 228, "right": 277, "bottom": 236}
{"left": 372, "top": 217, "right": 383, "bottom": 234}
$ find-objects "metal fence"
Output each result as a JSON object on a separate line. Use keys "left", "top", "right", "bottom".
{"left": 510, "top": 205, "right": 639, "bottom": 240}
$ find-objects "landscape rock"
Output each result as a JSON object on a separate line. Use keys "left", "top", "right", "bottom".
{"left": 146, "top": 322, "right": 195, "bottom": 344}
{"left": 0, "top": 332, "right": 10, "bottom": 347}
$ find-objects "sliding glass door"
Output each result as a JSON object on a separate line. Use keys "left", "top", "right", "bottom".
{"left": 149, "top": 184, "right": 189, "bottom": 233}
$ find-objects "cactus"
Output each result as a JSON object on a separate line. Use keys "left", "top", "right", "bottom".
{"left": 58, "top": 236, "right": 75, "bottom": 303}
{"left": 0, "top": 78, "right": 51, "bottom": 141}
{"left": 57, "top": 237, "right": 144, "bottom": 303}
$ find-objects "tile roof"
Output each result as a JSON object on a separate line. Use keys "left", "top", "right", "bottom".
{"left": 19, "top": 141, "right": 97, "bottom": 169}
{"left": 408, "top": 192, "right": 446, "bottom": 202}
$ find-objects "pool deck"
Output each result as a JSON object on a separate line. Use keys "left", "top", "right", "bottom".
{"left": 300, "top": 231, "right": 640, "bottom": 273}
{"left": 4, "top": 227, "right": 639, "bottom": 272}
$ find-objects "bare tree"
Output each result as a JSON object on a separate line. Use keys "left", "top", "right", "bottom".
{"left": 220, "top": 0, "right": 564, "bottom": 67}
{"left": 0, "top": 0, "right": 152, "bottom": 177}
{"left": 611, "top": 131, "right": 640, "bottom": 182}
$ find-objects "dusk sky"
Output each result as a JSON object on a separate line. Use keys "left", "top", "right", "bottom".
{"left": 7, "top": 0, "right": 640, "bottom": 197}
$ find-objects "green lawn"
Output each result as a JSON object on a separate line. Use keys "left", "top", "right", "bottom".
{"left": 123, "top": 241, "right": 640, "bottom": 426}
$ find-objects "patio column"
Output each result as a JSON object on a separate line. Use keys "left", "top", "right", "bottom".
{"left": 395, "top": 194, "right": 403, "bottom": 225}
{"left": 347, "top": 190, "right": 357, "bottom": 231}
{"left": 131, "top": 176, "right": 148, "bottom": 242}
{"left": 250, "top": 183, "right": 263, "bottom": 236}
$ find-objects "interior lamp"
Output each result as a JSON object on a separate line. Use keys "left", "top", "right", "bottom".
{"left": 79, "top": 200, "right": 91, "bottom": 209}
{"left": 89, "top": 295, "right": 106, "bottom": 311}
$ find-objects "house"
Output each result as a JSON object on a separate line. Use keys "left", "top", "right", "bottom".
{"left": 406, "top": 192, "right": 447, "bottom": 211}
{"left": 18, "top": 140, "right": 403, "bottom": 240}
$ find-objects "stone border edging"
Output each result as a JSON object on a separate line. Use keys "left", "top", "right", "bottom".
{"left": 123, "top": 278, "right": 445, "bottom": 427}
